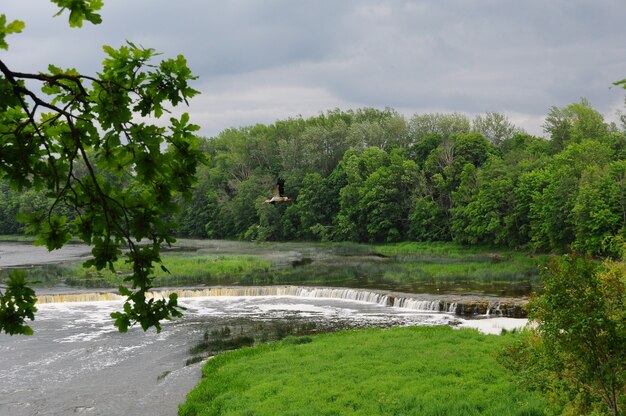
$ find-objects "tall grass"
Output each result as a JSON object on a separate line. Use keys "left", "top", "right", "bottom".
{"left": 251, "top": 242, "right": 544, "bottom": 295}
{"left": 179, "top": 326, "right": 549, "bottom": 416}
{"left": 65, "top": 254, "right": 272, "bottom": 287}
{"left": 3, "top": 240, "right": 545, "bottom": 295}
{"left": 0, "top": 263, "right": 73, "bottom": 285}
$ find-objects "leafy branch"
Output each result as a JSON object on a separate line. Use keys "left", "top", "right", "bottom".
{"left": 0, "top": 2, "right": 204, "bottom": 334}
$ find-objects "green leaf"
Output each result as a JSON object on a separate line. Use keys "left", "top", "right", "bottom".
{"left": 0, "top": 271, "right": 38, "bottom": 335}
{"left": 118, "top": 286, "right": 132, "bottom": 297}
{"left": 1, "top": 36, "right": 201, "bottom": 335}
{"left": 111, "top": 312, "right": 129, "bottom": 333}
{"left": 0, "top": 15, "right": 25, "bottom": 50}
{"left": 5, "top": 19, "right": 25, "bottom": 34}
{"left": 50, "top": 0, "right": 103, "bottom": 27}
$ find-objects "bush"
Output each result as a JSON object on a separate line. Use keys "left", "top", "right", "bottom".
{"left": 500, "top": 254, "right": 626, "bottom": 416}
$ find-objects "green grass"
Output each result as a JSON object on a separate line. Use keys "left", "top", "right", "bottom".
{"left": 374, "top": 241, "right": 482, "bottom": 256}
{"left": 0, "top": 234, "right": 36, "bottom": 242}
{"left": 65, "top": 254, "right": 272, "bottom": 287}
{"left": 0, "top": 263, "right": 75, "bottom": 285}
{"left": 371, "top": 242, "right": 546, "bottom": 295}
{"left": 374, "top": 241, "right": 547, "bottom": 266}
{"left": 1, "top": 239, "right": 546, "bottom": 295}
{"left": 246, "top": 242, "right": 545, "bottom": 296}
{"left": 0, "top": 250, "right": 272, "bottom": 288}
{"left": 179, "top": 326, "right": 549, "bottom": 416}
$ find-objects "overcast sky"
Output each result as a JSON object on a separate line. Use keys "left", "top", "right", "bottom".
{"left": 3, "top": 0, "right": 626, "bottom": 137}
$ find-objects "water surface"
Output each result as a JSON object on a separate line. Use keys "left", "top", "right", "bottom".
{"left": 0, "top": 295, "right": 525, "bottom": 416}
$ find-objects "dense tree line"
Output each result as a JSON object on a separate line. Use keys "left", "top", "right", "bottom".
{"left": 172, "top": 100, "right": 625, "bottom": 257}
{"left": 3, "top": 100, "right": 625, "bottom": 257}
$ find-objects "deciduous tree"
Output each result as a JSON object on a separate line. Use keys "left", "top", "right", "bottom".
{"left": 472, "top": 112, "right": 521, "bottom": 147}
{"left": 0, "top": 1, "right": 203, "bottom": 334}
{"left": 502, "top": 255, "right": 625, "bottom": 416}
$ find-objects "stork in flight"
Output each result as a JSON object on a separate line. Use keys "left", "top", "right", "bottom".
{"left": 263, "top": 178, "right": 292, "bottom": 204}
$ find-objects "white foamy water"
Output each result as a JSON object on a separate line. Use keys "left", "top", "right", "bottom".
{"left": 459, "top": 317, "right": 528, "bottom": 335}
{"left": 36, "top": 286, "right": 527, "bottom": 319}
{"left": 0, "top": 294, "right": 527, "bottom": 416}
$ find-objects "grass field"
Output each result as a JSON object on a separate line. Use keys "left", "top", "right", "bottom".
{"left": 179, "top": 326, "right": 548, "bottom": 416}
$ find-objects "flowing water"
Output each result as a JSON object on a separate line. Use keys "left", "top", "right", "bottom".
{"left": 0, "top": 239, "right": 542, "bottom": 296}
{"left": 0, "top": 241, "right": 530, "bottom": 415}
{"left": 0, "top": 242, "right": 92, "bottom": 268}
{"left": 0, "top": 291, "right": 527, "bottom": 416}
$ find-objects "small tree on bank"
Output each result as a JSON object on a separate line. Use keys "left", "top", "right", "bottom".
{"left": 501, "top": 254, "right": 625, "bottom": 416}
{"left": 0, "top": 1, "right": 203, "bottom": 334}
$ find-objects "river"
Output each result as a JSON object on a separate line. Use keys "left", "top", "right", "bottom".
{"left": 0, "top": 292, "right": 526, "bottom": 416}
{"left": 0, "top": 241, "right": 528, "bottom": 415}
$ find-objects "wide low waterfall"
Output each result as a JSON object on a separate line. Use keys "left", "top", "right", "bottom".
{"left": 1, "top": 241, "right": 533, "bottom": 415}
{"left": 36, "top": 286, "right": 528, "bottom": 317}
{"left": 3, "top": 287, "right": 529, "bottom": 415}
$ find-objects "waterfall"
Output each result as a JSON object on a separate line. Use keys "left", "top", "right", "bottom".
{"left": 35, "top": 286, "right": 527, "bottom": 317}
{"left": 392, "top": 297, "right": 457, "bottom": 313}
{"left": 36, "top": 292, "right": 125, "bottom": 303}
{"left": 148, "top": 286, "right": 450, "bottom": 314}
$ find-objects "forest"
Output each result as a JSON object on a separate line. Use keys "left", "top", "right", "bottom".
{"left": 1, "top": 3, "right": 624, "bottom": 413}
{"left": 2, "top": 99, "right": 625, "bottom": 259}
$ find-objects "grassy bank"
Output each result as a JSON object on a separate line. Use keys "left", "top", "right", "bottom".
{"left": 0, "top": 234, "right": 36, "bottom": 242}
{"left": 180, "top": 326, "right": 548, "bottom": 416}
{"left": 250, "top": 241, "right": 545, "bottom": 296}
{"left": 1, "top": 239, "right": 546, "bottom": 295}
{"left": 64, "top": 254, "right": 273, "bottom": 287}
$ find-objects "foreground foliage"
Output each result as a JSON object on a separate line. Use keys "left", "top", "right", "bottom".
{"left": 500, "top": 255, "right": 626, "bottom": 416}
{"left": 180, "top": 326, "right": 549, "bottom": 416}
{"left": 0, "top": 271, "right": 36, "bottom": 335}
{"left": 0, "top": 2, "right": 202, "bottom": 333}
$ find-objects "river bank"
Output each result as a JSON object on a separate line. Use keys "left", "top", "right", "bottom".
{"left": 1, "top": 239, "right": 546, "bottom": 297}
{"left": 0, "top": 239, "right": 540, "bottom": 415}
{"left": 180, "top": 326, "right": 549, "bottom": 416}
{"left": 0, "top": 292, "right": 527, "bottom": 415}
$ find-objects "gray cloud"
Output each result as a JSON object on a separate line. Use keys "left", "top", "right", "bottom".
{"left": 3, "top": 0, "right": 626, "bottom": 137}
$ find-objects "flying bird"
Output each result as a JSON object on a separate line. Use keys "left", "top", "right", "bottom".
{"left": 264, "top": 178, "right": 292, "bottom": 204}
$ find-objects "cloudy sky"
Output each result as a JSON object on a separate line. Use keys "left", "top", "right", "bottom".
{"left": 3, "top": 0, "right": 626, "bottom": 137}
